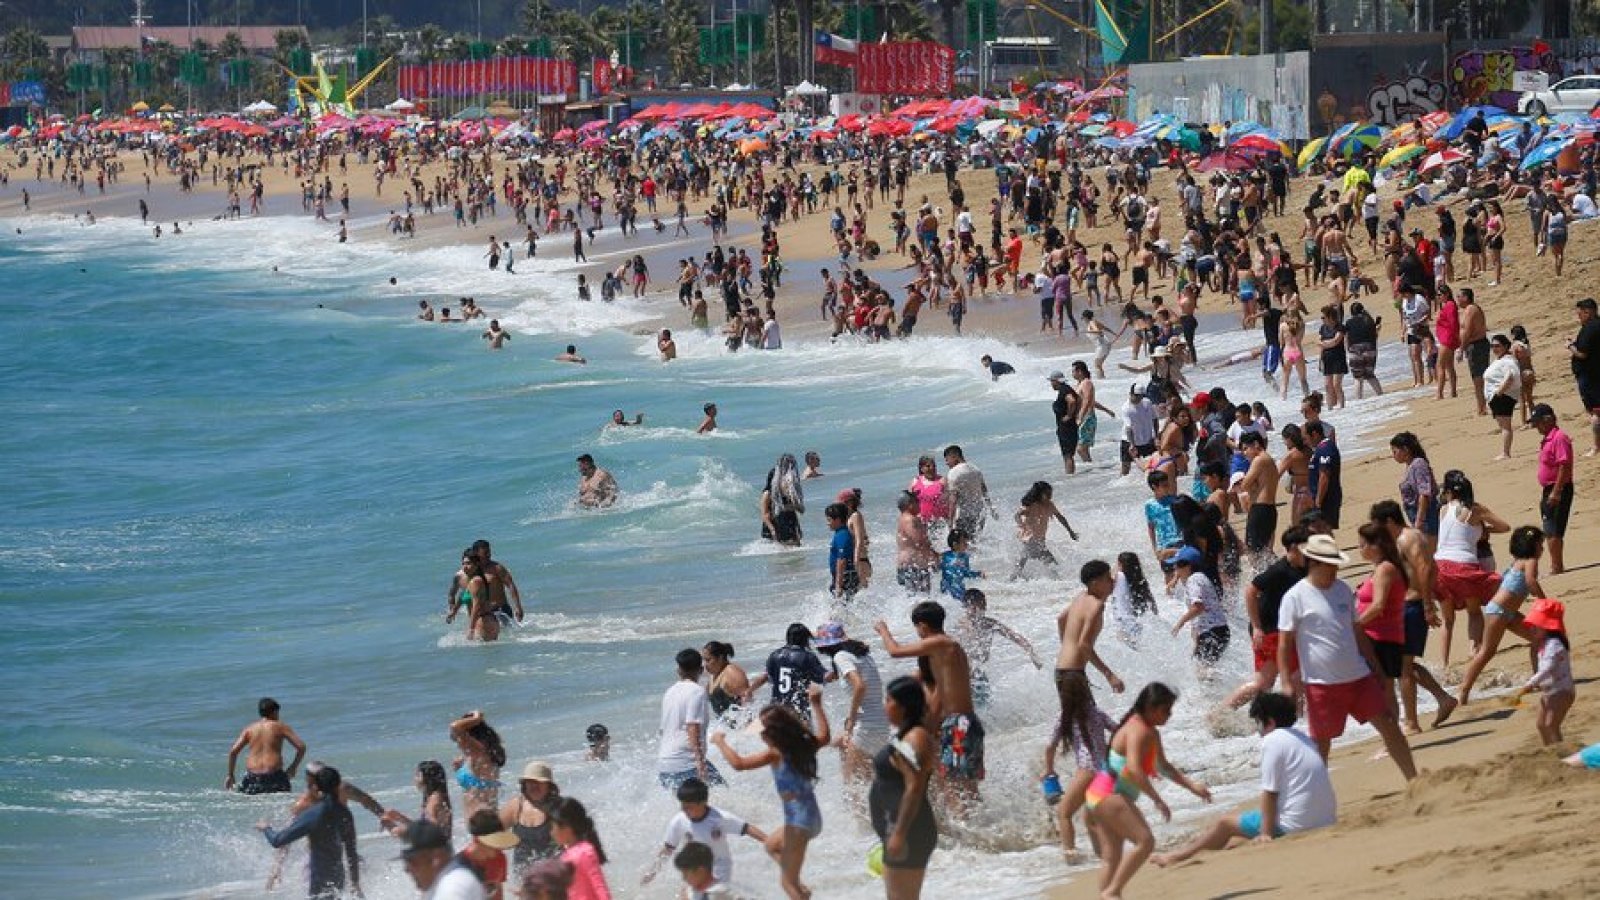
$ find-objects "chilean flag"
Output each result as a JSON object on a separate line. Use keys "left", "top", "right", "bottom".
{"left": 815, "top": 31, "right": 859, "bottom": 66}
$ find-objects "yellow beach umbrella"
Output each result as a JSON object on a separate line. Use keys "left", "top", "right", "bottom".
{"left": 1297, "top": 136, "right": 1328, "bottom": 170}
{"left": 1378, "top": 143, "right": 1424, "bottom": 170}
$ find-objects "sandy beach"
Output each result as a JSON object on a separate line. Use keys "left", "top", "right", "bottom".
{"left": 7, "top": 137, "right": 1600, "bottom": 900}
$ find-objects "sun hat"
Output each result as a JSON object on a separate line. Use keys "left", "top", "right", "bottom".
{"left": 1152, "top": 345, "right": 1172, "bottom": 358}
{"left": 469, "top": 811, "right": 522, "bottom": 850}
{"left": 1523, "top": 598, "right": 1566, "bottom": 634}
{"left": 814, "top": 621, "right": 847, "bottom": 648}
{"left": 520, "top": 761, "right": 555, "bottom": 783}
{"left": 1301, "top": 534, "right": 1349, "bottom": 566}
{"left": 1047, "top": 370, "right": 1067, "bottom": 382}
{"left": 837, "top": 487, "right": 861, "bottom": 503}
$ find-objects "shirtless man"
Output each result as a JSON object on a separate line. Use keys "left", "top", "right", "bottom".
{"left": 1236, "top": 432, "right": 1280, "bottom": 556}
{"left": 608, "top": 410, "right": 644, "bottom": 427}
{"left": 576, "top": 454, "right": 618, "bottom": 508}
{"left": 876, "top": 602, "right": 983, "bottom": 807}
{"left": 473, "top": 539, "right": 524, "bottom": 624}
{"left": 1071, "top": 361, "right": 1116, "bottom": 466}
{"left": 1371, "top": 501, "right": 1458, "bottom": 731}
{"left": 554, "top": 344, "right": 587, "bottom": 364}
{"left": 1319, "top": 219, "right": 1356, "bottom": 290}
{"left": 1458, "top": 289, "right": 1490, "bottom": 416}
{"left": 870, "top": 298, "right": 897, "bottom": 343}
{"left": 481, "top": 320, "right": 510, "bottom": 350}
{"left": 1054, "top": 560, "right": 1127, "bottom": 856}
{"left": 417, "top": 300, "right": 435, "bottom": 322}
{"left": 697, "top": 403, "right": 718, "bottom": 434}
{"left": 658, "top": 329, "right": 678, "bottom": 361}
{"left": 226, "top": 698, "right": 307, "bottom": 794}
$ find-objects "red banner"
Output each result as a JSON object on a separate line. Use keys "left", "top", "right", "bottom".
{"left": 855, "top": 41, "right": 954, "bottom": 96}
{"left": 592, "top": 59, "right": 614, "bottom": 96}
{"left": 396, "top": 57, "right": 578, "bottom": 99}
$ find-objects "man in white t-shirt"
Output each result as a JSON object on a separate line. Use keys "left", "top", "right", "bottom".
{"left": 1153, "top": 691, "right": 1335, "bottom": 866}
{"left": 943, "top": 444, "right": 996, "bottom": 537}
{"left": 641, "top": 776, "right": 769, "bottom": 889}
{"left": 1276, "top": 534, "right": 1416, "bottom": 782}
{"left": 658, "top": 648, "right": 724, "bottom": 790}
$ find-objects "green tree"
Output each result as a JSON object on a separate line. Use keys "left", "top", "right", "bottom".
{"left": 0, "top": 26, "right": 49, "bottom": 81}
{"left": 662, "top": 0, "right": 704, "bottom": 84}
{"left": 417, "top": 24, "right": 447, "bottom": 62}
{"left": 1243, "top": 0, "right": 1310, "bottom": 52}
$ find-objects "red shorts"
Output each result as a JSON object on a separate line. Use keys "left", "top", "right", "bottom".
{"left": 1253, "top": 632, "right": 1300, "bottom": 675}
{"left": 1305, "top": 675, "right": 1388, "bottom": 742}
{"left": 1434, "top": 559, "right": 1501, "bottom": 611}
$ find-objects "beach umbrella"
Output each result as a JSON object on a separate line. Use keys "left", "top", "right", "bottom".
{"left": 1378, "top": 143, "right": 1425, "bottom": 169}
{"left": 1332, "top": 121, "right": 1385, "bottom": 156}
{"left": 579, "top": 135, "right": 607, "bottom": 149}
{"left": 1193, "top": 151, "right": 1253, "bottom": 172}
{"left": 1520, "top": 136, "right": 1574, "bottom": 170}
{"left": 1419, "top": 147, "right": 1468, "bottom": 173}
{"left": 577, "top": 119, "right": 608, "bottom": 133}
{"left": 1233, "top": 133, "right": 1290, "bottom": 156}
{"left": 242, "top": 99, "right": 277, "bottom": 114}
{"left": 551, "top": 127, "right": 575, "bottom": 141}
{"left": 1297, "top": 136, "right": 1329, "bottom": 170}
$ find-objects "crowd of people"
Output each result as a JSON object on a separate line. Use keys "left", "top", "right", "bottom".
{"left": 24, "top": 81, "right": 1600, "bottom": 900}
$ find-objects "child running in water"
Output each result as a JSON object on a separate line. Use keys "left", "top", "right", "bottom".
{"left": 710, "top": 685, "right": 831, "bottom": 900}
{"left": 957, "top": 589, "right": 1044, "bottom": 708}
{"left": 1012, "top": 481, "right": 1078, "bottom": 579}
{"left": 1108, "top": 552, "right": 1158, "bottom": 647}
{"left": 940, "top": 530, "right": 982, "bottom": 601}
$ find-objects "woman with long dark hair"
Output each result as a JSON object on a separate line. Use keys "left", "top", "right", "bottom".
{"left": 1085, "top": 683, "right": 1211, "bottom": 900}
{"left": 380, "top": 760, "right": 453, "bottom": 841}
{"left": 450, "top": 710, "right": 507, "bottom": 817}
{"left": 711, "top": 688, "right": 832, "bottom": 900}
{"left": 870, "top": 675, "right": 938, "bottom": 898}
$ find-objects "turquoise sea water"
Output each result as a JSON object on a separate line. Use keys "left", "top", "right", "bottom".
{"left": 0, "top": 212, "right": 1410, "bottom": 898}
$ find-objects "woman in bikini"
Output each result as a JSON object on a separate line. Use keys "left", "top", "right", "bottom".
{"left": 1085, "top": 682, "right": 1211, "bottom": 900}
{"left": 1279, "top": 307, "right": 1310, "bottom": 399}
{"left": 450, "top": 711, "right": 507, "bottom": 818}
{"left": 1279, "top": 423, "right": 1313, "bottom": 523}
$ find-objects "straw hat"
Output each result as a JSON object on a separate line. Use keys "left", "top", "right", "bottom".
{"left": 519, "top": 760, "right": 555, "bottom": 783}
{"left": 1301, "top": 534, "right": 1348, "bottom": 566}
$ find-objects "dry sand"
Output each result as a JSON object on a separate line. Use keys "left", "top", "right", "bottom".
{"left": 8, "top": 140, "right": 1600, "bottom": 899}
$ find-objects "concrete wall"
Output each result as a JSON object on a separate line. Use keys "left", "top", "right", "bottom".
{"left": 1128, "top": 52, "right": 1311, "bottom": 139}
{"left": 1308, "top": 34, "right": 1449, "bottom": 133}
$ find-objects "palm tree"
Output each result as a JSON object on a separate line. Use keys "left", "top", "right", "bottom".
{"left": 417, "top": 24, "right": 447, "bottom": 62}
{"left": 662, "top": 0, "right": 702, "bottom": 84}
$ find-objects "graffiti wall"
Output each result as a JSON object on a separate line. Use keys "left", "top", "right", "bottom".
{"left": 1306, "top": 37, "right": 1448, "bottom": 134}
{"left": 1127, "top": 51, "right": 1311, "bottom": 138}
{"left": 1449, "top": 45, "right": 1558, "bottom": 109}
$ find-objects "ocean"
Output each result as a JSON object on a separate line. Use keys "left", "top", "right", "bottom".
{"left": 0, "top": 211, "right": 1415, "bottom": 899}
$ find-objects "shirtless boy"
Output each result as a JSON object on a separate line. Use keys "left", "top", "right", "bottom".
{"left": 876, "top": 602, "right": 984, "bottom": 808}
{"left": 226, "top": 698, "right": 307, "bottom": 794}
{"left": 1236, "top": 432, "right": 1279, "bottom": 554}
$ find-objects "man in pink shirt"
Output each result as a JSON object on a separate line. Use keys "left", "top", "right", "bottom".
{"left": 1533, "top": 403, "right": 1574, "bottom": 574}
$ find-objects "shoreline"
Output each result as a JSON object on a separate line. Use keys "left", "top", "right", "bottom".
{"left": 9, "top": 143, "right": 1600, "bottom": 900}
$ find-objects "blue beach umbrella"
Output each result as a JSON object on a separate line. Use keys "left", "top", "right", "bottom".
{"left": 1521, "top": 135, "right": 1573, "bottom": 170}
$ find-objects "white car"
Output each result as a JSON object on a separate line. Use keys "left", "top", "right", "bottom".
{"left": 1518, "top": 75, "right": 1600, "bottom": 116}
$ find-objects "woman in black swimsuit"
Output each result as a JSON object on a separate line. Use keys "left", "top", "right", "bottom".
{"left": 870, "top": 676, "right": 938, "bottom": 897}
{"left": 499, "top": 761, "right": 563, "bottom": 874}
{"left": 703, "top": 641, "right": 750, "bottom": 717}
